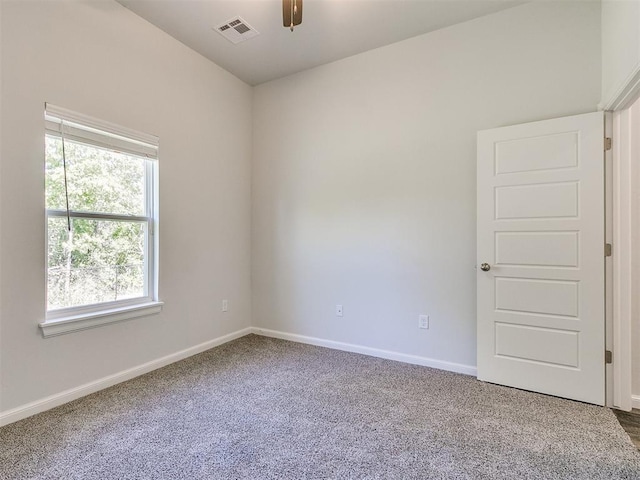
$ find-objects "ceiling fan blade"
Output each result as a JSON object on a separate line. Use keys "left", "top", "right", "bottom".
{"left": 283, "top": 0, "right": 303, "bottom": 28}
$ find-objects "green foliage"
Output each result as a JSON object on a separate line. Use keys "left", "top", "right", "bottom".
{"left": 45, "top": 136, "right": 145, "bottom": 214}
{"left": 46, "top": 136, "right": 148, "bottom": 309}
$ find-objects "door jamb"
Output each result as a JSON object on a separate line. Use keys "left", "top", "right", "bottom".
{"left": 607, "top": 76, "right": 640, "bottom": 411}
{"left": 605, "top": 111, "right": 615, "bottom": 408}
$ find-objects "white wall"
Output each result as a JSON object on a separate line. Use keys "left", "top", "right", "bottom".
{"left": 0, "top": 1, "right": 252, "bottom": 412}
{"left": 601, "top": 0, "right": 640, "bottom": 107}
{"left": 252, "top": 1, "right": 601, "bottom": 369}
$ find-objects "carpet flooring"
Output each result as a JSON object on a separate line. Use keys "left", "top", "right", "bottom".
{"left": 1, "top": 334, "right": 639, "bottom": 479}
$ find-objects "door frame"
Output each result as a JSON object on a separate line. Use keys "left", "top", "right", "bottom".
{"left": 605, "top": 65, "right": 640, "bottom": 411}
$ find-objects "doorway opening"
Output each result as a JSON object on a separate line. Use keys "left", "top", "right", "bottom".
{"left": 610, "top": 94, "right": 640, "bottom": 411}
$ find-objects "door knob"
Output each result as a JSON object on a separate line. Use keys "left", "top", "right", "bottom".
{"left": 480, "top": 263, "right": 491, "bottom": 272}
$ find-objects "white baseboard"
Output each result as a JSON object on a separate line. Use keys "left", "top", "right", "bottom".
{"left": 0, "top": 327, "right": 253, "bottom": 427}
{"left": 631, "top": 395, "right": 640, "bottom": 410}
{"left": 1, "top": 326, "right": 477, "bottom": 426}
{"left": 251, "top": 327, "right": 477, "bottom": 377}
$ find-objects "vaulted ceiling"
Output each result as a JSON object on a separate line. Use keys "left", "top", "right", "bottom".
{"left": 117, "top": 0, "right": 525, "bottom": 85}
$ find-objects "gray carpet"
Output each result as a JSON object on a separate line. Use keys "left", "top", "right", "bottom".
{"left": 1, "top": 334, "right": 639, "bottom": 479}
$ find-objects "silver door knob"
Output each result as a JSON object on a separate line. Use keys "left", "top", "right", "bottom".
{"left": 480, "top": 263, "right": 491, "bottom": 272}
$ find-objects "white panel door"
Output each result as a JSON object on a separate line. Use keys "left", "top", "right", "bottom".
{"left": 477, "top": 112, "right": 605, "bottom": 405}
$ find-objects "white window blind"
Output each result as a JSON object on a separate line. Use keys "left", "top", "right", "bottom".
{"left": 44, "top": 103, "right": 159, "bottom": 159}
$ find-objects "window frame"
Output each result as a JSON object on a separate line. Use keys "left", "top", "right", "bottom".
{"left": 39, "top": 105, "right": 162, "bottom": 337}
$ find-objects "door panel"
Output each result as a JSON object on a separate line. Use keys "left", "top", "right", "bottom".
{"left": 495, "top": 182, "right": 579, "bottom": 219}
{"left": 495, "top": 277, "right": 579, "bottom": 317}
{"left": 494, "top": 323, "right": 579, "bottom": 367}
{"left": 494, "top": 132, "right": 579, "bottom": 174}
{"left": 477, "top": 111, "right": 604, "bottom": 405}
{"left": 495, "top": 231, "right": 579, "bottom": 267}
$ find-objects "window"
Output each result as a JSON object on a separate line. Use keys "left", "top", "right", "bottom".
{"left": 40, "top": 105, "right": 162, "bottom": 337}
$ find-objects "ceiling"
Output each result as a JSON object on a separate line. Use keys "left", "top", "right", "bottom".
{"left": 117, "top": 0, "right": 525, "bottom": 86}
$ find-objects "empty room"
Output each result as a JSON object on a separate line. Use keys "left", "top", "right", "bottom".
{"left": 2, "top": 0, "right": 640, "bottom": 478}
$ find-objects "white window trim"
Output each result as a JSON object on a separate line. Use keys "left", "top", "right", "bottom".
{"left": 39, "top": 301, "right": 164, "bottom": 338}
{"left": 40, "top": 104, "right": 161, "bottom": 337}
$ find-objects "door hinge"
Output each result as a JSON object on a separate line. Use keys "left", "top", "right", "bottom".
{"left": 605, "top": 137, "right": 612, "bottom": 151}
{"left": 605, "top": 350, "right": 613, "bottom": 364}
{"left": 605, "top": 243, "right": 612, "bottom": 257}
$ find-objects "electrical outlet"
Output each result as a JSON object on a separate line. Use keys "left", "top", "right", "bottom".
{"left": 222, "top": 299, "right": 228, "bottom": 312}
{"left": 336, "top": 305, "right": 343, "bottom": 317}
{"left": 419, "top": 315, "right": 429, "bottom": 329}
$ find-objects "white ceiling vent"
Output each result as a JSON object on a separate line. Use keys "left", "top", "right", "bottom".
{"left": 215, "top": 17, "right": 259, "bottom": 44}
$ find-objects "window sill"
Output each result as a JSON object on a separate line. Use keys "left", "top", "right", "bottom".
{"left": 39, "top": 301, "right": 164, "bottom": 338}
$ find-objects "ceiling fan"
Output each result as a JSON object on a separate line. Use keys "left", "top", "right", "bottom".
{"left": 283, "top": 0, "right": 302, "bottom": 32}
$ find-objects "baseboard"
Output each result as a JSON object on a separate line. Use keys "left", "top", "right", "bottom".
{"left": 1, "top": 326, "right": 477, "bottom": 426}
{"left": 251, "top": 327, "right": 477, "bottom": 377}
{"left": 0, "top": 327, "right": 253, "bottom": 427}
{"left": 631, "top": 395, "right": 640, "bottom": 410}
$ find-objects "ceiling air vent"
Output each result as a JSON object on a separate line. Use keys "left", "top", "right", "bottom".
{"left": 215, "top": 17, "right": 259, "bottom": 44}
